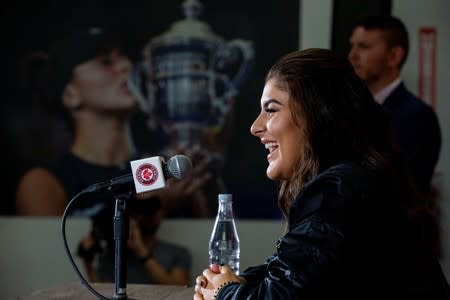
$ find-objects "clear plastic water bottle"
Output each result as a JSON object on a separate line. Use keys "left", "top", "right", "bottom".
{"left": 208, "top": 194, "right": 240, "bottom": 274}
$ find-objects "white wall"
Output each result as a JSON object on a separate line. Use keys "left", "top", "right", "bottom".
{"left": 0, "top": 217, "right": 91, "bottom": 300}
{"left": 300, "top": 0, "right": 450, "bottom": 280}
{"left": 0, "top": 217, "right": 284, "bottom": 300}
{"left": 299, "top": 0, "right": 333, "bottom": 49}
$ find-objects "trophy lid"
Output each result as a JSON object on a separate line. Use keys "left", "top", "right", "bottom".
{"left": 149, "top": 0, "right": 223, "bottom": 46}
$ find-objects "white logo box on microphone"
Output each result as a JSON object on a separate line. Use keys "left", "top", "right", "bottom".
{"left": 130, "top": 156, "right": 166, "bottom": 193}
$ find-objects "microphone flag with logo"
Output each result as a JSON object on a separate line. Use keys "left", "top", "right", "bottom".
{"left": 130, "top": 156, "right": 166, "bottom": 193}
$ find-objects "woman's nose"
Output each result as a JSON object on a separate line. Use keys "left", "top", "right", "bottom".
{"left": 250, "top": 114, "right": 264, "bottom": 137}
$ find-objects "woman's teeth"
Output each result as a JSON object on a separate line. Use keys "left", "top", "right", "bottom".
{"left": 265, "top": 142, "right": 278, "bottom": 152}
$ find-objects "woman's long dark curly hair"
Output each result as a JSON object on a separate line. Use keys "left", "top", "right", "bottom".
{"left": 266, "top": 49, "right": 440, "bottom": 257}
{"left": 266, "top": 48, "right": 394, "bottom": 216}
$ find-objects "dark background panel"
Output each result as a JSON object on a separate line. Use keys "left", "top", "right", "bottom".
{"left": 1, "top": 0, "right": 299, "bottom": 217}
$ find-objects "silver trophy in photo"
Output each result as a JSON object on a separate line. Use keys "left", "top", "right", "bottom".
{"left": 130, "top": 0, "right": 254, "bottom": 155}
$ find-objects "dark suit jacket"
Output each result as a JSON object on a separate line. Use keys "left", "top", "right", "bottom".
{"left": 383, "top": 83, "right": 441, "bottom": 195}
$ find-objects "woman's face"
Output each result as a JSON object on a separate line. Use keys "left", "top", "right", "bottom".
{"left": 68, "top": 48, "right": 137, "bottom": 112}
{"left": 250, "top": 78, "right": 304, "bottom": 180}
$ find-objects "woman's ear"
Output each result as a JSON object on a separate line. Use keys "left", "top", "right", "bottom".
{"left": 62, "top": 84, "right": 82, "bottom": 110}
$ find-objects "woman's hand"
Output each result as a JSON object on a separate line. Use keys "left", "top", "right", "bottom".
{"left": 194, "top": 264, "right": 246, "bottom": 300}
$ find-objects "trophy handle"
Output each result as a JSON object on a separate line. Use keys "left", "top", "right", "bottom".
{"left": 212, "top": 39, "right": 254, "bottom": 127}
{"left": 225, "top": 39, "right": 254, "bottom": 90}
{"left": 214, "top": 39, "right": 254, "bottom": 98}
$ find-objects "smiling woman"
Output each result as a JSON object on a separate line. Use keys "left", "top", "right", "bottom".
{"left": 192, "top": 48, "right": 450, "bottom": 300}
{"left": 251, "top": 92, "right": 304, "bottom": 181}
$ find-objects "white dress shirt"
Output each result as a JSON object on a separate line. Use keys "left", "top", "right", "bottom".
{"left": 373, "top": 77, "right": 402, "bottom": 105}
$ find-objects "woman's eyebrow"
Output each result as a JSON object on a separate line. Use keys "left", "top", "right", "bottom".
{"left": 263, "top": 98, "right": 282, "bottom": 109}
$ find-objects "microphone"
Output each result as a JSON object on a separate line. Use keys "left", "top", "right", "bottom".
{"left": 83, "top": 154, "right": 193, "bottom": 194}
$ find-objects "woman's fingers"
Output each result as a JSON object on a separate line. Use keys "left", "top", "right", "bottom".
{"left": 218, "top": 265, "right": 234, "bottom": 274}
{"left": 193, "top": 292, "right": 203, "bottom": 300}
{"left": 209, "top": 264, "right": 220, "bottom": 273}
{"left": 194, "top": 274, "right": 207, "bottom": 300}
{"left": 195, "top": 275, "right": 207, "bottom": 287}
{"left": 202, "top": 268, "right": 215, "bottom": 280}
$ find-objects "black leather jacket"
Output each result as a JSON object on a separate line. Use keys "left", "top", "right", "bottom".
{"left": 216, "top": 161, "right": 450, "bottom": 300}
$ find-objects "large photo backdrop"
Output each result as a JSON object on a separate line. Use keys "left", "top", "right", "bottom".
{"left": 2, "top": 0, "right": 299, "bottom": 218}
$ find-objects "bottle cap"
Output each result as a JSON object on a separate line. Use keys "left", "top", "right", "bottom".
{"left": 218, "top": 194, "right": 232, "bottom": 202}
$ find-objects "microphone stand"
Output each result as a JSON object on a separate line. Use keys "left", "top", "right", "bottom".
{"left": 112, "top": 191, "right": 134, "bottom": 300}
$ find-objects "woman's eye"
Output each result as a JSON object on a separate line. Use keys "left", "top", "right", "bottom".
{"left": 265, "top": 108, "right": 277, "bottom": 113}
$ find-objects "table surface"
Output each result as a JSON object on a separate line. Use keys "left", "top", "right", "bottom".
{"left": 16, "top": 282, "right": 194, "bottom": 300}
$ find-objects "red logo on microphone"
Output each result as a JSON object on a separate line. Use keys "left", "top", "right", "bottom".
{"left": 135, "top": 163, "right": 158, "bottom": 186}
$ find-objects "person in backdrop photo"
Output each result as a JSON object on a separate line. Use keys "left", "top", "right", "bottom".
{"left": 193, "top": 48, "right": 450, "bottom": 299}
{"left": 14, "top": 25, "right": 212, "bottom": 219}
{"left": 14, "top": 26, "right": 138, "bottom": 217}
{"left": 348, "top": 15, "right": 442, "bottom": 205}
